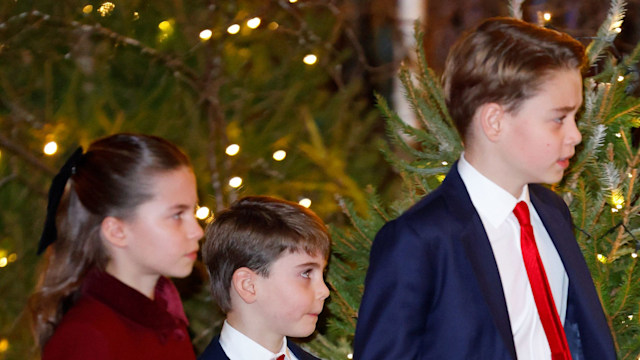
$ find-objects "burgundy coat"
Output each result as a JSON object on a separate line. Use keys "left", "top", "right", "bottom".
{"left": 43, "top": 270, "right": 195, "bottom": 360}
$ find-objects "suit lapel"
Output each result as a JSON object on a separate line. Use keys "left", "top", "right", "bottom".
{"left": 442, "top": 166, "right": 517, "bottom": 359}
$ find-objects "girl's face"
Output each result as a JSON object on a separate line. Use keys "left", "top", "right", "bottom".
{"left": 113, "top": 166, "right": 203, "bottom": 287}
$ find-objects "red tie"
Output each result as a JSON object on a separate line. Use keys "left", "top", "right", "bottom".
{"left": 513, "top": 201, "right": 572, "bottom": 360}
{"left": 276, "top": 355, "right": 285, "bottom": 360}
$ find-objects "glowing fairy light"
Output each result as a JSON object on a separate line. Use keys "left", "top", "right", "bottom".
{"left": 299, "top": 198, "right": 312, "bottom": 208}
{"left": 196, "top": 206, "right": 210, "bottom": 220}
{"left": 225, "top": 144, "right": 240, "bottom": 156}
{"left": 0, "top": 338, "right": 8, "bottom": 353}
{"left": 611, "top": 20, "right": 623, "bottom": 32}
{"left": 98, "top": 2, "right": 115, "bottom": 17}
{"left": 199, "top": 29, "right": 213, "bottom": 41}
{"left": 158, "top": 20, "right": 174, "bottom": 32}
{"left": 247, "top": 17, "right": 261, "bottom": 29}
{"left": 227, "top": 24, "right": 240, "bottom": 35}
{"left": 82, "top": 5, "right": 93, "bottom": 14}
{"left": 597, "top": 253, "right": 607, "bottom": 263}
{"left": 0, "top": 257, "right": 7, "bottom": 268}
{"left": 303, "top": 54, "right": 317, "bottom": 65}
{"left": 441, "top": 161, "right": 448, "bottom": 166}
{"left": 436, "top": 174, "right": 445, "bottom": 183}
{"left": 229, "top": 176, "right": 243, "bottom": 188}
{"left": 347, "top": 354, "right": 353, "bottom": 360}
{"left": 289, "top": 0, "right": 298, "bottom": 3}
{"left": 618, "top": 75, "right": 625, "bottom": 82}
{"left": 632, "top": 252, "right": 638, "bottom": 259}
{"left": 268, "top": 22, "right": 279, "bottom": 30}
{"left": 615, "top": 132, "right": 622, "bottom": 138}
{"left": 611, "top": 190, "right": 624, "bottom": 209}
{"left": 543, "top": 12, "right": 551, "bottom": 22}
{"left": 7, "top": 253, "right": 16, "bottom": 262}
{"left": 133, "top": 11, "right": 139, "bottom": 20}
{"left": 44, "top": 141, "right": 58, "bottom": 155}
{"left": 273, "top": 150, "right": 287, "bottom": 161}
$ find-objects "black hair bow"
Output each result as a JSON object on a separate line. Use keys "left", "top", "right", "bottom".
{"left": 37, "top": 147, "right": 84, "bottom": 255}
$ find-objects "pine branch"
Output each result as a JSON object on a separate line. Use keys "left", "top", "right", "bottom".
{"left": 585, "top": 0, "right": 626, "bottom": 66}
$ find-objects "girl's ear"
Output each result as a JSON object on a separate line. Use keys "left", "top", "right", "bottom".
{"left": 231, "top": 267, "right": 258, "bottom": 304}
{"left": 101, "top": 216, "right": 127, "bottom": 248}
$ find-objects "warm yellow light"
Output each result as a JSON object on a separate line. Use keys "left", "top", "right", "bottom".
{"left": 229, "top": 176, "right": 243, "bottom": 188}
{"left": 268, "top": 22, "right": 279, "bottom": 30}
{"left": 632, "top": 252, "right": 638, "bottom": 259}
{"left": 196, "top": 206, "right": 210, "bottom": 220}
{"left": 436, "top": 174, "right": 445, "bottom": 183}
{"left": 227, "top": 24, "right": 241, "bottom": 35}
{"left": 289, "top": 0, "right": 298, "bottom": 3}
{"left": 543, "top": 12, "right": 551, "bottom": 21}
{"left": 299, "top": 198, "right": 312, "bottom": 208}
{"left": 225, "top": 144, "right": 240, "bottom": 156}
{"left": 0, "top": 338, "right": 8, "bottom": 353}
{"left": 611, "top": 20, "right": 624, "bottom": 30}
{"left": 629, "top": 314, "right": 634, "bottom": 320}
{"left": 133, "top": 11, "right": 139, "bottom": 20}
{"left": 44, "top": 141, "right": 58, "bottom": 155}
{"left": 347, "top": 354, "right": 353, "bottom": 360}
{"left": 7, "top": 253, "right": 16, "bottom": 262}
{"left": 611, "top": 207, "right": 619, "bottom": 213}
{"left": 273, "top": 150, "right": 287, "bottom": 161}
{"left": 618, "top": 75, "right": 625, "bottom": 82}
{"left": 98, "top": 2, "right": 115, "bottom": 17}
{"left": 611, "top": 190, "right": 625, "bottom": 208}
{"left": 82, "top": 5, "right": 93, "bottom": 14}
{"left": 441, "top": 161, "right": 448, "bottom": 166}
{"left": 597, "top": 253, "right": 607, "bottom": 263}
{"left": 0, "top": 257, "right": 7, "bottom": 268}
{"left": 199, "top": 29, "right": 213, "bottom": 41}
{"left": 615, "top": 27, "right": 622, "bottom": 34}
{"left": 247, "top": 17, "right": 261, "bottom": 29}
{"left": 303, "top": 54, "right": 317, "bottom": 65}
{"left": 615, "top": 132, "right": 622, "bottom": 138}
{"left": 159, "top": 20, "right": 173, "bottom": 32}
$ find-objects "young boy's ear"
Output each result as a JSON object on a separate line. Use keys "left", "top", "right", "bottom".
{"left": 477, "top": 102, "right": 505, "bottom": 142}
{"left": 231, "top": 267, "right": 258, "bottom": 304}
{"left": 100, "top": 216, "right": 127, "bottom": 248}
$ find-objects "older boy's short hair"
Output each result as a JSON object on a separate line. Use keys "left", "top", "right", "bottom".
{"left": 442, "top": 17, "right": 587, "bottom": 143}
{"left": 202, "top": 195, "right": 331, "bottom": 313}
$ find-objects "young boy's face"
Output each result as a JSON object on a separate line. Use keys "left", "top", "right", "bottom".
{"left": 497, "top": 68, "right": 583, "bottom": 189}
{"left": 253, "top": 250, "right": 329, "bottom": 339}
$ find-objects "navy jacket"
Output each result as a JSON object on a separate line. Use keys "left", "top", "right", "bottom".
{"left": 198, "top": 335, "right": 320, "bottom": 360}
{"left": 353, "top": 163, "right": 616, "bottom": 359}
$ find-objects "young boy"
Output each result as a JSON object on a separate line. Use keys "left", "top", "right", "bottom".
{"left": 353, "top": 18, "right": 616, "bottom": 360}
{"left": 198, "top": 196, "right": 330, "bottom": 360}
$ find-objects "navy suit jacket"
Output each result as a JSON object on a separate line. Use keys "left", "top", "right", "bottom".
{"left": 198, "top": 335, "right": 320, "bottom": 360}
{"left": 353, "top": 164, "right": 616, "bottom": 359}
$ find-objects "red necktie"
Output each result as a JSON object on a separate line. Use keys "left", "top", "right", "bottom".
{"left": 276, "top": 355, "right": 285, "bottom": 360}
{"left": 513, "top": 201, "right": 572, "bottom": 360}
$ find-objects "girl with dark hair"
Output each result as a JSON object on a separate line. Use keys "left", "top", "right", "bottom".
{"left": 29, "top": 133, "right": 203, "bottom": 360}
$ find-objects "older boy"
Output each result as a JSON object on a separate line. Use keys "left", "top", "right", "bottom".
{"left": 353, "top": 18, "right": 616, "bottom": 360}
{"left": 198, "top": 196, "right": 330, "bottom": 360}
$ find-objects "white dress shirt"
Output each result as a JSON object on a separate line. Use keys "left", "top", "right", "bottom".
{"left": 458, "top": 154, "right": 569, "bottom": 360}
{"left": 219, "top": 320, "right": 299, "bottom": 360}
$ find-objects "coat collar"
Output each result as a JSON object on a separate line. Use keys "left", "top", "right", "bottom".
{"left": 82, "top": 269, "right": 189, "bottom": 331}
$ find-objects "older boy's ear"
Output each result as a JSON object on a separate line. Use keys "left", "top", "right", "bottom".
{"left": 231, "top": 267, "right": 258, "bottom": 304}
{"left": 478, "top": 102, "right": 505, "bottom": 141}
{"left": 100, "top": 216, "right": 127, "bottom": 247}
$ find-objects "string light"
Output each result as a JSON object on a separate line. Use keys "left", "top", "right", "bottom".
{"left": 299, "top": 198, "right": 312, "bottom": 208}
{"left": 0, "top": 338, "right": 8, "bottom": 353}
{"left": 44, "top": 141, "right": 58, "bottom": 155}
{"left": 273, "top": 150, "right": 286, "bottom": 161}
{"left": 289, "top": 0, "right": 298, "bottom": 3}
{"left": 597, "top": 253, "right": 607, "bottom": 263}
{"left": 347, "top": 354, "right": 353, "bottom": 359}
{"left": 543, "top": 12, "right": 551, "bottom": 22}
{"left": 225, "top": 144, "right": 240, "bottom": 156}
{"left": 133, "top": 11, "right": 139, "bottom": 20}
{"left": 196, "top": 206, "right": 210, "bottom": 220}
{"left": 303, "top": 54, "right": 317, "bottom": 65}
{"left": 0, "top": 257, "right": 7, "bottom": 268}
{"left": 268, "top": 22, "right": 279, "bottom": 30}
{"left": 98, "top": 2, "right": 115, "bottom": 17}
{"left": 227, "top": 24, "right": 240, "bottom": 35}
{"left": 632, "top": 252, "right": 638, "bottom": 259}
{"left": 82, "top": 5, "right": 93, "bottom": 14}
{"left": 158, "top": 20, "right": 175, "bottom": 42}
{"left": 441, "top": 161, "right": 448, "bottom": 166}
{"left": 611, "top": 20, "right": 623, "bottom": 32}
{"left": 199, "top": 29, "right": 213, "bottom": 41}
{"left": 229, "top": 176, "right": 243, "bottom": 188}
{"left": 617, "top": 75, "right": 625, "bottom": 82}
{"left": 615, "top": 132, "right": 622, "bottom": 138}
{"left": 7, "top": 253, "right": 16, "bottom": 262}
{"left": 611, "top": 190, "right": 624, "bottom": 209}
{"left": 247, "top": 17, "right": 261, "bottom": 29}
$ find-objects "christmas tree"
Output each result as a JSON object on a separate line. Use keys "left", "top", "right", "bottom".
{"left": 0, "top": 1, "right": 392, "bottom": 358}
{"left": 308, "top": 0, "right": 640, "bottom": 359}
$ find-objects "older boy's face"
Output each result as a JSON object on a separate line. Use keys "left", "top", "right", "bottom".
{"left": 498, "top": 68, "right": 582, "bottom": 189}
{"left": 253, "top": 251, "right": 329, "bottom": 339}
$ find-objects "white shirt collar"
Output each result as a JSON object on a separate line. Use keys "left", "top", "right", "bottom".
{"left": 458, "top": 153, "right": 530, "bottom": 228}
{"left": 219, "top": 320, "right": 289, "bottom": 360}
